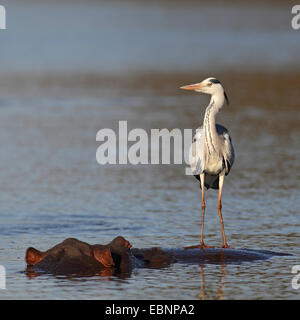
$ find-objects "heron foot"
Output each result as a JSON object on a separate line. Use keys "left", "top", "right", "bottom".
{"left": 222, "top": 243, "right": 231, "bottom": 249}
{"left": 184, "top": 243, "right": 215, "bottom": 250}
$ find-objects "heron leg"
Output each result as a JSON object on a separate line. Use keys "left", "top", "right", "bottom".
{"left": 218, "top": 172, "right": 230, "bottom": 248}
{"left": 200, "top": 173, "right": 206, "bottom": 246}
{"left": 184, "top": 173, "right": 214, "bottom": 250}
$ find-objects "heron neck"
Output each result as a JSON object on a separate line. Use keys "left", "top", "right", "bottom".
{"left": 203, "top": 93, "right": 224, "bottom": 155}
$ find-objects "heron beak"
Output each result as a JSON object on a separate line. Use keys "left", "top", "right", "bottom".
{"left": 179, "top": 83, "right": 204, "bottom": 91}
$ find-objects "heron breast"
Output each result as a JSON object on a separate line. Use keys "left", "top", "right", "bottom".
{"left": 204, "top": 155, "right": 224, "bottom": 175}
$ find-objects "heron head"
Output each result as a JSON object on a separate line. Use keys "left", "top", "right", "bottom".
{"left": 180, "top": 77, "right": 229, "bottom": 105}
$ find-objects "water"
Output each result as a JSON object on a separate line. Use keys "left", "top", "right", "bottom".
{"left": 0, "top": 0, "right": 299, "bottom": 300}
{"left": 0, "top": 0, "right": 299, "bottom": 74}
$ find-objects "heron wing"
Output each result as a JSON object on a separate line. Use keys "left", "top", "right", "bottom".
{"left": 189, "top": 125, "right": 234, "bottom": 189}
{"left": 216, "top": 124, "right": 235, "bottom": 175}
{"left": 189, "top": 128, "right": 219, "bottom": 189}
{"left": 188, "top": 126, "right": 205, "bottom": 176}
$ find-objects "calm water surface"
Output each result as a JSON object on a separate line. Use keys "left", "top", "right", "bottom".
{"left": 0, "top": 0, "right": 299, "bottom": 300}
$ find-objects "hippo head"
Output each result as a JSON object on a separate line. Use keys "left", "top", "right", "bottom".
{"left": 25, "top": 237, "right": 132, "bottom": 276}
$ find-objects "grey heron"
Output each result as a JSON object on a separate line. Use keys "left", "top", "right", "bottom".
{"left": 180, "top": 77, "right": 234, "bottom": 249}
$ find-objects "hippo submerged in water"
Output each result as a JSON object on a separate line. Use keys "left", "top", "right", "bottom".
{"left": 25, "top": 236, "right": 176, "bottom": 276}
{"left": 25, "top": 236, "right": 289, "bottom": 277}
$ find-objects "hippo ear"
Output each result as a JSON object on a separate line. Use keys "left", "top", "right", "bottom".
{"left": 94, "top": 247, "right": 115, "bottom": 268}
{"left": 25, "top": 247, "right": 46, "bottom": 266}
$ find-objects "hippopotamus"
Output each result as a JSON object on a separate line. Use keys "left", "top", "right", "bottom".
{"left": 25, "top": 236, "right": 289, "bottom": 277}
{"left": 25, "top": 236, "right": 176, "bottom": 276}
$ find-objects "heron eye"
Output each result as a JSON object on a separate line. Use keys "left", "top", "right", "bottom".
{"left": 207, "top": 82, "right": 212, "bottom": 87}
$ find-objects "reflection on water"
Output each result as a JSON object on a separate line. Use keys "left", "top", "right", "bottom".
{"left": 26, "top": 261, "right": 229, "bottom": 300}
{"left": 25, "top": 266, "right": 122, "bottom": 280}
{"left": 0, "top": 0, "right": 299, "bottom": 300}
{"left": 198, "top": 264, "right": 226, "bottom": 300}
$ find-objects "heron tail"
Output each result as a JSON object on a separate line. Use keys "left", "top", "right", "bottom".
{"left": 194, "top": 174, "right": 219, "bottom": 190}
